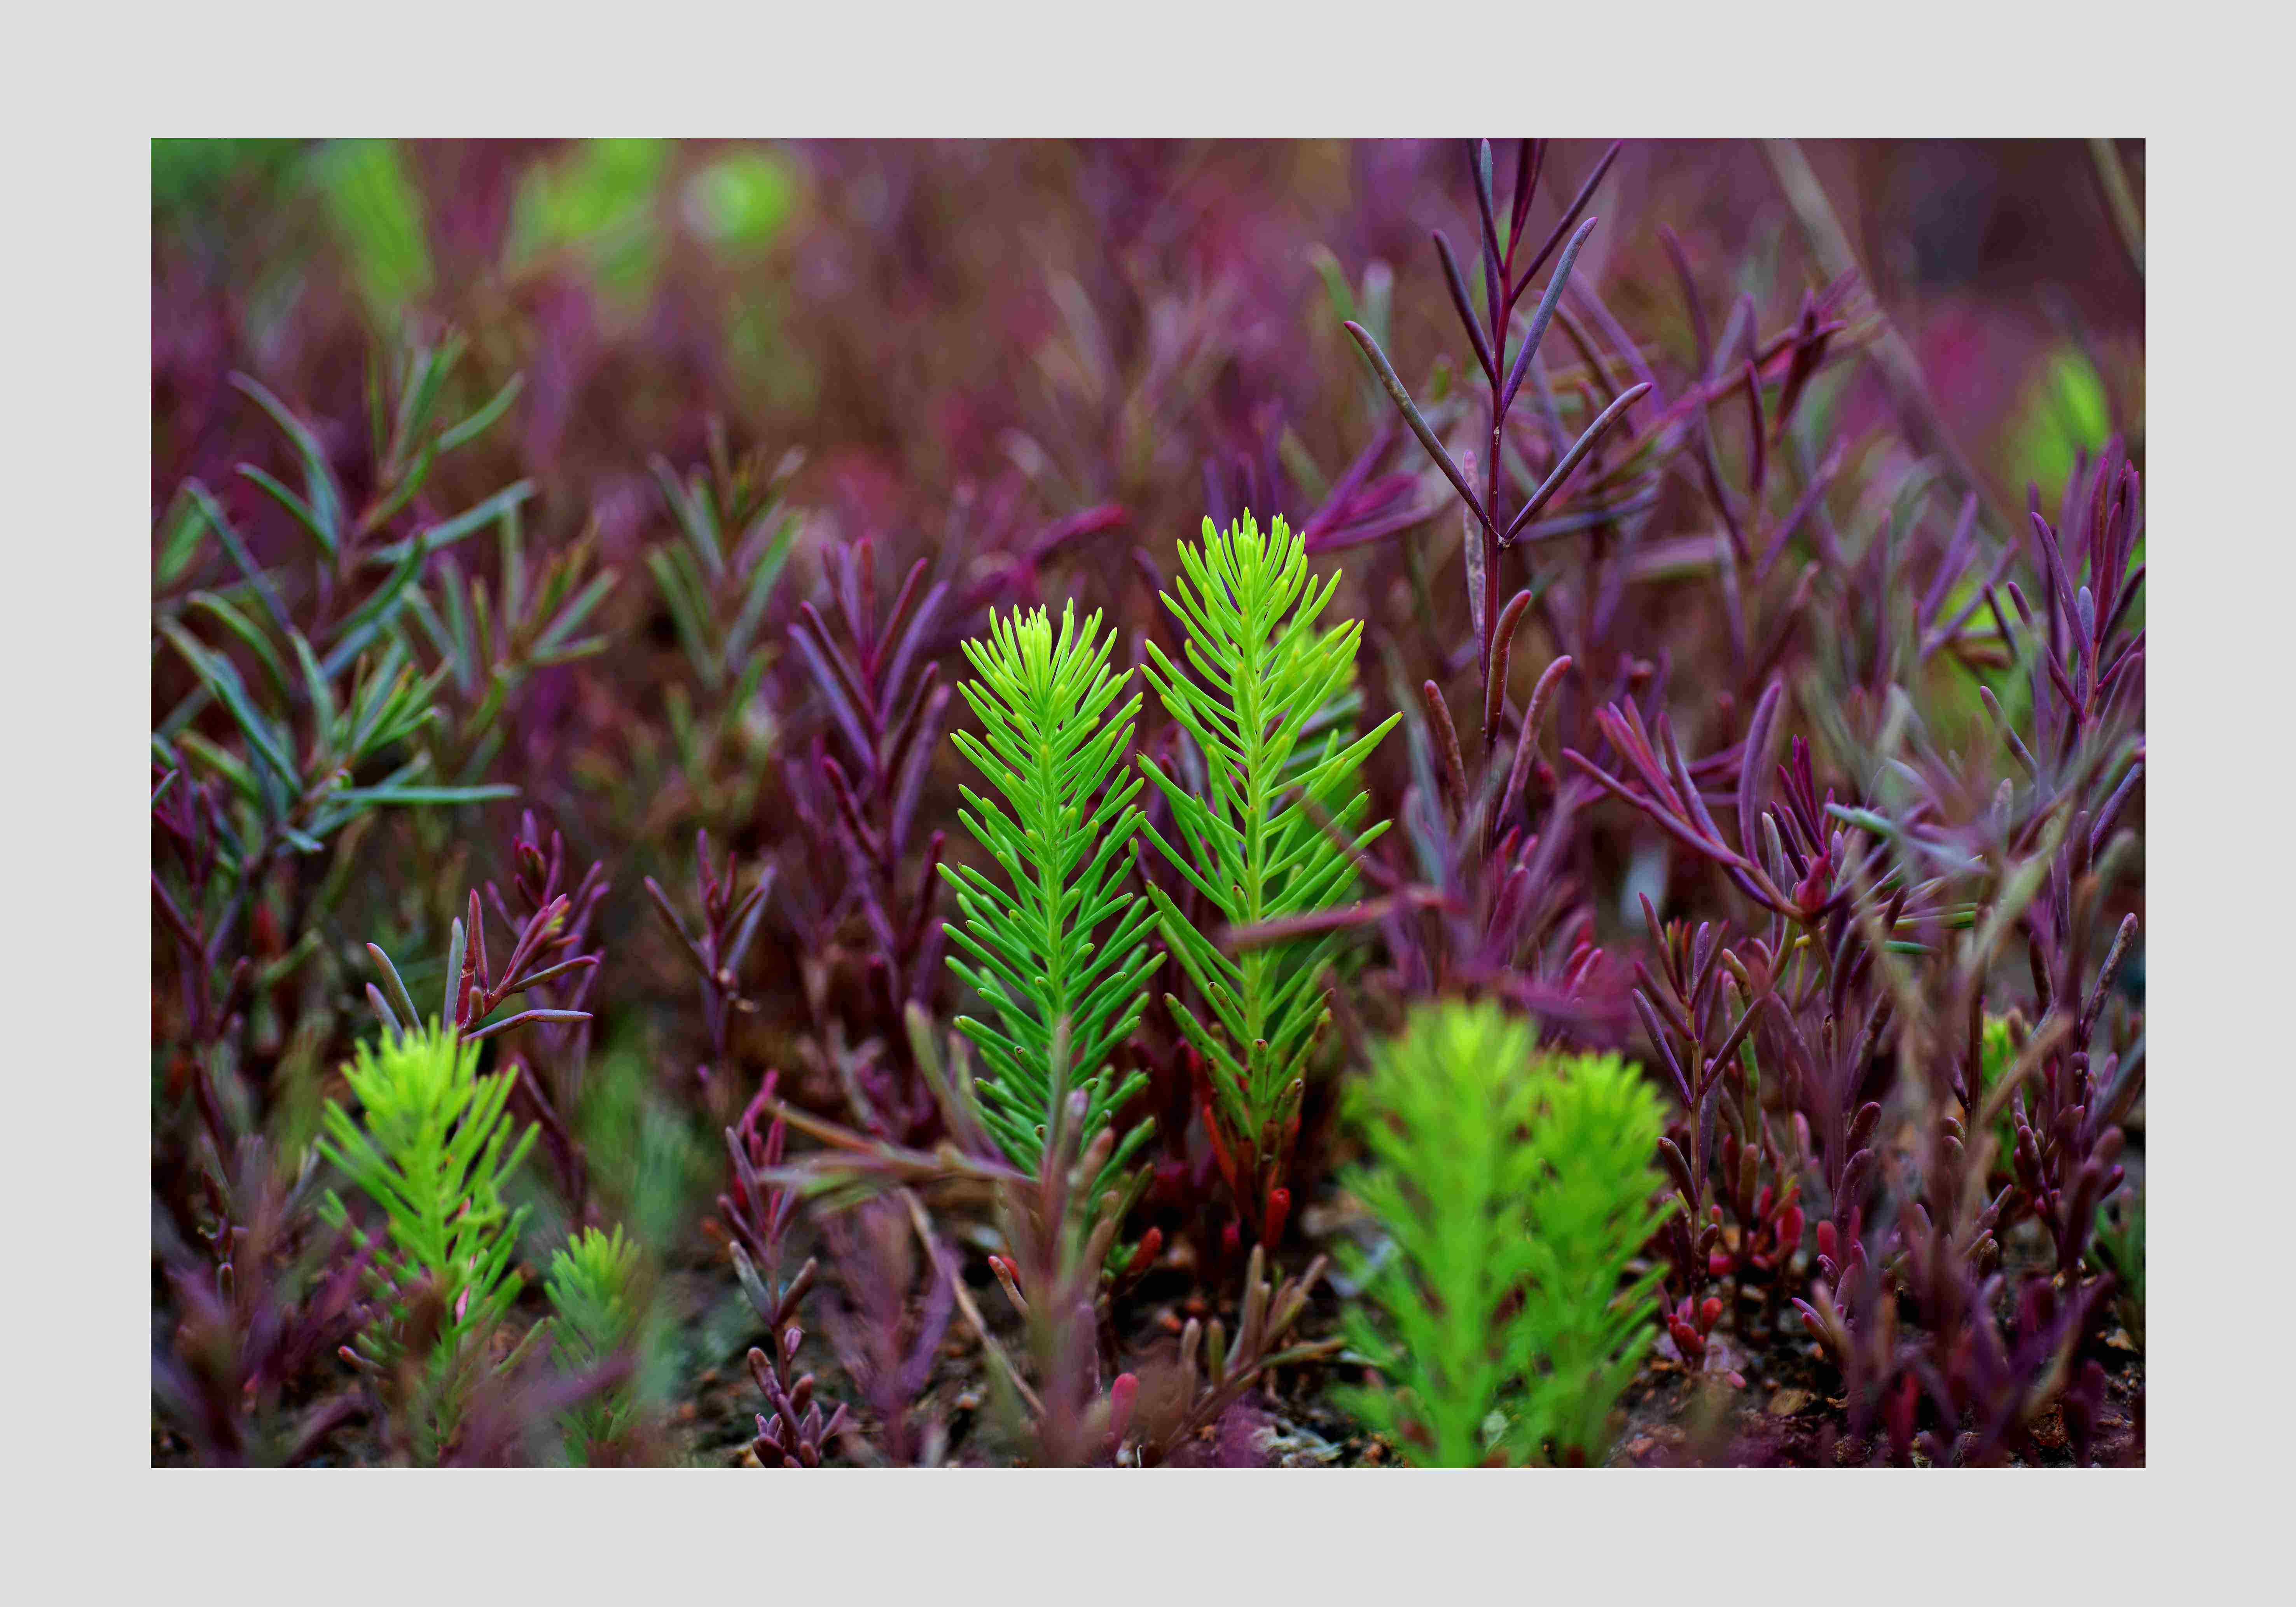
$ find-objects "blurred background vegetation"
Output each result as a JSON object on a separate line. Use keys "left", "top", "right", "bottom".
{"left": 154, "top": 139, "right": 2141, "bottom": 522}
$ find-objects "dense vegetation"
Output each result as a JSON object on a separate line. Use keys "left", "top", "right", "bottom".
{"left": 152, "top": 137, "right": 2144, "bottom": 1467}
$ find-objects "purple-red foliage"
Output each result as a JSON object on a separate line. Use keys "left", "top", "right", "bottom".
{"left": 153, "top": 138, "right": 2143, "bottom": 1466}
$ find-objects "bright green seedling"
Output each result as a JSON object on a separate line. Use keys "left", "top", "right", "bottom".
{"left": 1338, "top": 1001, "right": 1670, "bottom": 1467}
{"left": 1136, "top": 511, "right": 1398, "bottom": 1238}
{"left": 941, "top": 602, "right": 1159, "bottom": 1184}
{"left": 315, "top": 1022, "right": 542, "bottom": 1458}
{"left": 544, "top": 1223, "right": 646, "bottom": 1460}
{"left": 1513, "top": 1041, "right": 1674, "bottom": 1462}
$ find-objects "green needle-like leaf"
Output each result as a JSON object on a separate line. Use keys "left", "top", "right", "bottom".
{"left": 1337, "top": 1002, "right": 1671, "bottom": 1467}
{"left": 315, "top": 1022, "right": 541, "bottom": 1459}
{"left": 940, "top": 601, "right": 1158, "bottom": 1179}
{"left": 1136, "top": 511, "right": 1399, "bottom": 1145}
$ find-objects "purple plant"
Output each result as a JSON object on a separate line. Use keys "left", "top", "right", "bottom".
{"left": 720, "top": 1071, "right": 848, "bottom": 1467}
{"left": 488, "top": 810, "right": 610, "bottom": 1210}
{"left": 1581, "top": 445, "right": 2145, "bottom": 1459}
{"left": 645, "top": 828, "right": 776, "bottom": 1090}
{"left": 361, "top": 880, "right": 598, "bottom": 1048}
{"left": 150, "top": 764, "right": 260, "bottom": 1160}
{"left": 151, "top": 1137, "right": 372, "bottom": 1466}
{"left": 1116, "top": 1244, "right": 1335, "bottom": 1467}
{"left": 819, "top": 1196, "right": 957, "bottom": 1465}
{"left": 1344, "top": 139, "right": 1650, "bottom": 696}
{"left": 744, "top": 1338, "right": 847, "bottom": 1469}
{"left": 721, "top": 1071, "right": 814, "bottom": 1331}
{"left": 780, "top": 535, "right": 956, "bottom": 1139}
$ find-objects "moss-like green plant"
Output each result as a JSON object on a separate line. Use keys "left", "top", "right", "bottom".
{"left": 544, "top": 1223, "right": 645, "bottom": 1460}
{"left": 1337, "top": 1001, "right": 1669, "bottom": 1467}
{"left": 316, "top": 1022, "right": 541, "bottom": 1454}
{"left": 1515, "top": 1042, "right": 1674, "bottom": 1462}
{"left": 941, "top": 602, "right": 1158, "bottom": 1178}
{"left": 1137, "top": 511, "right": 1397, "bottom": 1234}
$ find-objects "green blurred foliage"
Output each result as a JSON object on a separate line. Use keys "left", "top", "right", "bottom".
{"left": 580, "top": 1033, "right": 707, "bottom": 1254}
{"left": 543, "top": 1224, "right": 649, "bottom": 1460}
{"left": 315, "top": 140, "right": 435, "bottom": 320}
{"left": 509, "top": 138, "right": 672, "bottom": 308}
{"left": 2008, "top": 346, "right": 2113, "bottom": 500}
{"left": 152, "top": 138, "right": 302, "bottom": 215}
{"left": 684, "top": 148, "right": 799, "bottom": 248}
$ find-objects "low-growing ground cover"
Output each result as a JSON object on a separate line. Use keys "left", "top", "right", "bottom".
{"left": 150, "top": 136, "right": 2144, "bottom": 1468}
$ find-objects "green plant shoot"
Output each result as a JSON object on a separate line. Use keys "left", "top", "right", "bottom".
{"left": 315, "top": 1022, "right": 542, "bottom": 1452}
{"left": 1136, "top": 511, "right": 1398, "bottom": 1222}
{"left": 941, "top": 601, "right": 1158, "bottom": 1178}
{"left": 544, "top": 1223, "right": 646, "bottom": 1460}
{"left": 1338, "top": 1001, "right": 1670, "bottom": 1466}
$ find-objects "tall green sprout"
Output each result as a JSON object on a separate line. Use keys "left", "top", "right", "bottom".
{"left": 316, "top": 1022, "right": 541, "bottom": 1458}
{"left": 1136, "top": 511, "right": 1397, "bottom": 1232}
{"left": 545, "top": 1223, "right": 647, "bottom": 1461}
{"left": 940, "top": 602, "right": 1158, "bottom": 1178}
{"left": 1516, "top": 1042, "right": 1672, "bottom": 1461}
{"left": 1338, "top": 1001, "right": 1670, "bottom": 1466}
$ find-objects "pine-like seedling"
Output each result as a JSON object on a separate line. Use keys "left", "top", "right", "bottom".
{"left": 941, "top": 602, "right": 1159, "bottom": 1180}
{"left": 543, "top": 1223, "right": 645, "bottom": 1461}
{"left": 316, "top": 1023, "right": 542, "bottom": 1456}
{"left": 1515, "top": 1044, "right": 1673, "bottom": 1462}
{"left": 1338, "top": 1001, "right": 1670, "bottom": 1466}
{"left": 1137, "top": 511, "right": 1398, "bottom": 1240}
